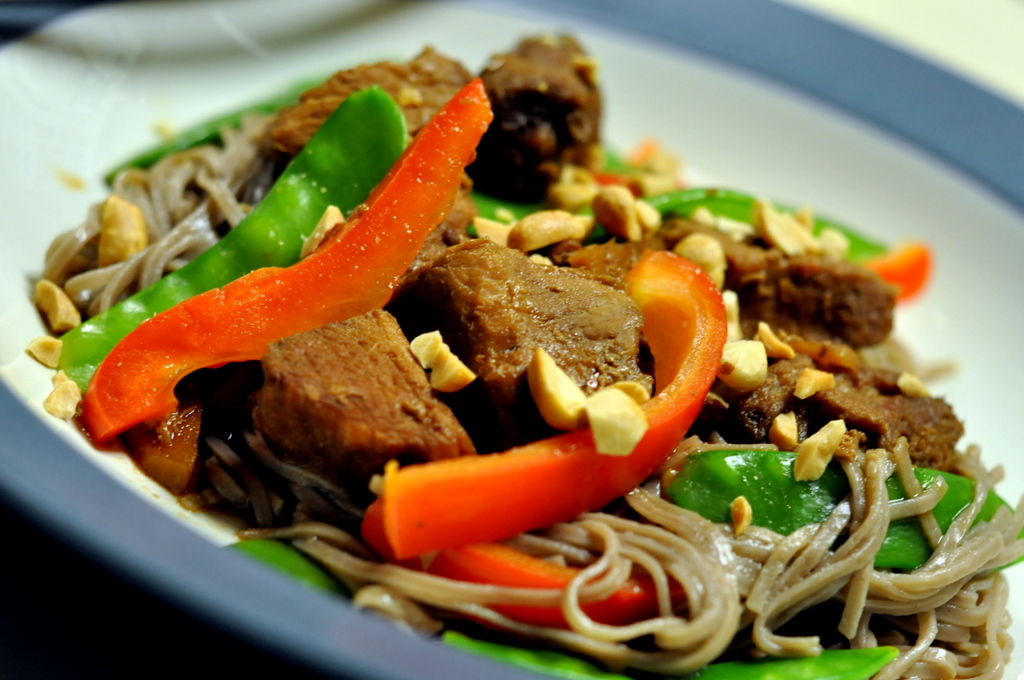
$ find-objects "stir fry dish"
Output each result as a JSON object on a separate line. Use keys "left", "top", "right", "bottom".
{"left": 29, "top": 35, "right": 1023, "bottom": 680}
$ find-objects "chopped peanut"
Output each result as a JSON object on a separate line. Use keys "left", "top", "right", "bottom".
{"left": 547, "top": 182, "right": 598, "bottom": 213}
{"left": 722, "top": 290, "right": 743, "bottom": 342}
{"left": 769, "top": 412, "right": 800, "bottom": 451}
{"left": 26, "top": 336, "right": 62, "bottom": 368}
{"left": 794, "top": 419, "right": 847, "bottom": 481}
{"left": 528, "top": 254, "right": 555, "bottom": 266}
{"left": 673, "top": 233, "right": 726, "bottom": 289}
{"left": 794, "top": 205, "right": 815, "bottom": 231}
{"left": 794, "top": 368, "right": 835, "bottom": 399}
{"left": 508, "top": 210, "right": 590, "bottom": 252}
{"left": 301, "top": 205, "right": 345, "bottom": 258}
{"left": 527, "top": 348, "right": 587, "bottom": 431}
{"left": 98, "top": 194, "right": 148, "bottom": 267}
{"left": 730, "top": 495, "right": 753, "bottom": 536}
{"left": 44, "top": 371, "right": 82, "bottom": 420}
{"left": 718, "top": 340, "right": 768, "bottom": 392}
{"left": 34, "top": 279, "right": 81, "bottom": 333}
{"left": 473, "top": 216, "right": 514, "bottom": 247}
{"left": 755, "top": 322, "right": 795, "bottom": 359}
{"left": 571, "top": 54, "right": 599, "bottom": 86}
{"left": 584, "top": 387, "right": 649, "bottom": 456}
{"left": 635, "top": 199, "right": 662, "bottom": 237}
{"left": 752, "top": 198, "right": 820, "bottom": 256}
{"left": 409, "top": 331, "right": 476, "bottom": 393}
{"left": 897, "top": 372, "right": 931, "bottom": 398}
{"left": 610, "top": 380, "right": 651, "bottom": 405}
{"left": 592, "top": 185, "right": 642, "bottom": 241}
{"left": 396, "top": 85, "right": 424, "bottom": 106}
{"left": 629, "top": 173, "right": 677, "bottom": 198}
{"left": 818, "top": 227, "right": 851, "bottom": 259}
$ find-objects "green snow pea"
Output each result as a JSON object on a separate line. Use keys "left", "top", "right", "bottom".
{"left": 444, "top": 631, "right": 898, "bottom": 680}
{"left": 103, "top": 76, "right": 325, "bottom": 185}
{"left": 667, "top": 449, "right": 1016, "bottom": 571}
{"left": 230, "top": 539, "right": 345, "bottom": 594}
{"left": 59, "top": 85, "right": 408, "bottom": 390}
{"left": 646, "top": 188, "right": 888, "bottom": 264}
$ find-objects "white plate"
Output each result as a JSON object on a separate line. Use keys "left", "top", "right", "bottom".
{"left": 1, "top": 1, "right": 1022, "bottom": 678}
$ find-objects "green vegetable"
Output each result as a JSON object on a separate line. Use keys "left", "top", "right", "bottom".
{"left": 646, "top": 188, "right": 888, "bottom": 263}
{"left": 104, "top": 76, "right": 324, "bottom": 185}
{"left": 444, "top": 631, "right": 898, "bottom": 680}
{"left": 471, "top": 191, "right": 543, "bottom": 224}
{"left": 687, "top": 647, "right": 899, "bottom": 680}
{"left": 59, "top": 85, "right": 408, "bottom": 390}
{"left": 667, "top": 449, "right": 1015, "bottom": 571}
{"left": 230, "top": 539, "right": 345, "bottom": 594}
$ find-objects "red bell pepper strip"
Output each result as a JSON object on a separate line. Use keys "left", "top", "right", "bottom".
{"left": 426, "top": 542, "right": 665, "bottom": 628}
{"left": 862, "top": 241, "right": 932, "bottom": 302}
{"left": 364, "top": 250, "right": 727, "bottom": 560}
{"left": 81, "top": 79, "right": 493, "bottom": 443}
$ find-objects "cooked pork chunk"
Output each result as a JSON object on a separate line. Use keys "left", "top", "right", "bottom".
{"left": 394, "top": 239, "right": 649, "bottom": 450}
{"left": 253, "top": 310, "right": 476, "bottom": 485}
{"left": 272, "top": 47, "right": 472, "bottom": 157}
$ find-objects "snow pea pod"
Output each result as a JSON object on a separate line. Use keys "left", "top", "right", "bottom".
{"left": 667, "top": 449, "right": 1015, "bottom": 571}
{"left": 646, "top": 188, "right": 888, "bottom": 264}
{"left": 230, "top": 539, "right": 345, "bottom": 594}
{"left": 103, "top": 76, "right": 325, "bottom": 185}
{"left": 59, "top": 85, "right": 408, "bottom": 390}
{"left": 444, "top": 631, "right": 898, "bottom": 680}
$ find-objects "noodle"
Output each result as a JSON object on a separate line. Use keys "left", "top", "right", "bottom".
{"left": 42, "top": 114, "right": 274, "bottom": 317}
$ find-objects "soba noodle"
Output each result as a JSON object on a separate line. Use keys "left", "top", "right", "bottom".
{"left": 43, "top": 114, "right": 274, "bottom": 318}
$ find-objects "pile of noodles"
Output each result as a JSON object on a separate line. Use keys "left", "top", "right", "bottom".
{"left": 208, "top": 432, "right": 1024, "bottom": 680}
{"left": 42, "top": 114, "right": 275, "bottom": 318}
{"left": 45, "top": 116, "right": 1024, "bottom": 680}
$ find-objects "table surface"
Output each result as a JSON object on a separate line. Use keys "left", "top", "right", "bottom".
{"left": 3, "top": 1, "right": 1024, "bottom": 678}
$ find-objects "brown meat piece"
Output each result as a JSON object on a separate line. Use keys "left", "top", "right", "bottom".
{"left": 397, "top": 239, "right": 649, "bottom": 450}
{"left": 563, "top": 237, "right": 667, "bottom": 290}
{"left": 469, "top": 35, "right": 602, "bottom": 202}
{"left": 716, "top": 353, "right": 963, "bottom": 472}
{"left": 272, "top": 47, "right": 472, "bottom": 156}
{"left": 253, "top": 310, "right": 476, "bottom": 485}
{"left": 392, "top": 173, "right": 476, "bottom": 302}
{"left": 664, "top": 219, "right": 896, "bottom": 348}
{"left": 122, "top": 402, "right": 203, "bottom": 495}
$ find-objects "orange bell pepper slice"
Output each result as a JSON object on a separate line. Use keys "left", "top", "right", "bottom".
{"left": 426, "top": 542, "right": 666, "bottom": 628}
{"left": 863, "top": 241, "right": 932, "bottom": 302}
{"left": 81, "top": 79, "right": 493, "bottom": 443}
{"left": 365, "top": 250, "right": 727, "bottom": 560}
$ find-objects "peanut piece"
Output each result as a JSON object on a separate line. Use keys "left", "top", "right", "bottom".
{"left": 584, "top": 387, "right": 649, "bottom": 456}
{"left": 794, "top": 419, "right": 847, "bottom": 481}
{"left": 592, "top": 185, "right": 641, "bottom": 241}
{"left": 673, "top": 233, "right": 726, "bottom": 289}
{"left": 473, "top": 216, "right": 514, "bottom": 247}
{"left": 508, "top": 210, "right": 590, "bottom": 252}
{"left": 44, "top": 371, "right": 82, "bottom": 420}
{"left": 527, "top": 348, "right": 587, "bottom": 431}
{"left": 794, "top": 368, "right": 835, "bottom": 399}
{"left": 722, "top": 290, "right": 743, "bottom": 342}
{"left": 98, "top": 195, "right": 148, "bottom": 267}
{"left": 730, "top": 495, "right": 753, "bottom": 536}
{"left": 409, "top": 331, "right": 476, "bottom": 393}
{"left": 35, "top": 280, "right": 81, "bottom": 333}
{"left": 718, "top": 340, "right": 768, "bottom": 392}
{"left": 770, "top": 412, "right": 800, "bottom": 451}
{"left": 897, "top": 372, "right": 931, "bottom": 398}
{"left": 610, "top": 380, "right": 651, "bottom": 405}
{"left": 301, "top": 205, "right": 345, "bottom": 258}
{"left": 753, "top": 198, "right": 820, "bottom": 256}
{"left": 755, "top": 322, "right": 795, "bottom": 359}
{"left": 26, "top": 336, "right": 62, "bottom": 368}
